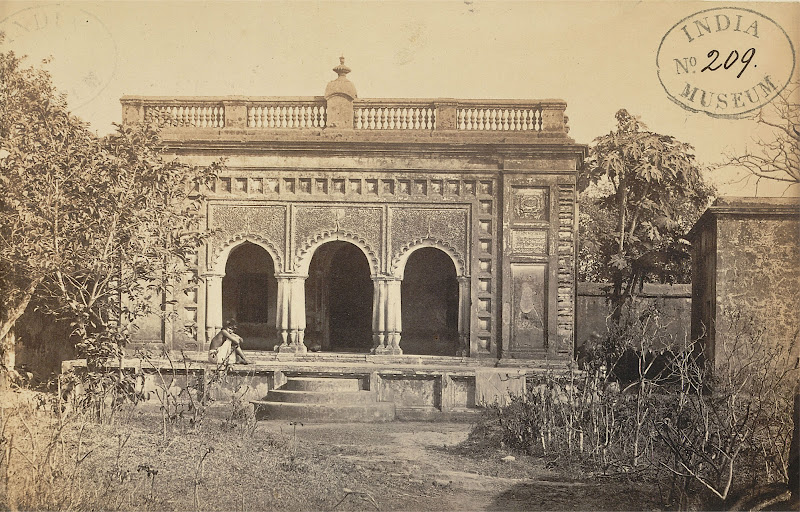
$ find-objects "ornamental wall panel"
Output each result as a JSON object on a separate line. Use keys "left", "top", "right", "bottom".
{"left": 207, "top": 204, "right": 287, "bottom": 272}
{"left": 293, "top": 204, "right": 383, "bottom": 274}
{"left": 502, "top": 176, "right": 575, "bottom": 360}
{"left": 510, "top": 263, "right": 548, "bottom": 355}
{"left": 389, "top": 206, "right": 469, "bottom": 277}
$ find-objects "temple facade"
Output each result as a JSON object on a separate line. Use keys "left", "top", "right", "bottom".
{"left": 121, "top": 60, "right": 586, "bottom": 363}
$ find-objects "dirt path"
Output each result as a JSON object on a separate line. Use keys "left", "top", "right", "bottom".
{"left": 282, "top": 421, "right": 519, "bottom": 510}
{"left": 255, "top": 421, "right": 656, "bottom": 511}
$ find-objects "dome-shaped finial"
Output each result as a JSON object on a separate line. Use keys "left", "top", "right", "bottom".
{"left": 333, "top": 56, "right": 351, "bottom": 77}
{"left": 325, "top": 56, "right": 356, "bottom": 100}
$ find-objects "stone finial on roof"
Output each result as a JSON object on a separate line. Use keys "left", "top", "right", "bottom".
{"left": 333, "top": 56, "right": 351, "bottom": 77}
{"left": 325, "top": 56, "right": 357, "bottom": 100}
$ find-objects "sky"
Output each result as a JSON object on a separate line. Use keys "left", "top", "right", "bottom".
{"left": 1, "top": 0, "right": 798, "bottom": 197}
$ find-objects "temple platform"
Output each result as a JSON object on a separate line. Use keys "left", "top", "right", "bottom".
{"left": 62, "top": 351, "right": 573, "bottom": 421}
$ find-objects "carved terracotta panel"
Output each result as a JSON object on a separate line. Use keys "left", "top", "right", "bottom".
{"left": 294, "top": 205, "right": 383, "bottom": 263}
{"left": 510, "top": 263, "right": 547, "bottom": 353}
{"left": 511, "top": 230, "right": 548, "bottom": 254}
{"left": 208, "top": 204, "right": 287, "bottom": 268}
{"left": 512, "top": 187, "right": 549, "bottom": 222}
{"left": 389, "top": 207, "right": 468, "bottom": 273}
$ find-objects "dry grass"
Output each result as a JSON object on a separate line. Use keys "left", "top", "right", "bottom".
{"left": 0, "top": 388, "right": 665, "bottom": 511}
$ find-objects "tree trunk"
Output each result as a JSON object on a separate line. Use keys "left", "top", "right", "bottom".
{"left": 0, "top": 277, "right": 42, "bottom": 386}
{"left": 788, "top": 385, "right": 800, "bottom": 502}
{"left": 0, "top": 329, "right": 17, "bottom": 388}
{"left": 0, "top": 277, "right": 42, "bottom": 341}
{"left": 609, "top": 178, "right": 629, "bottom": 323}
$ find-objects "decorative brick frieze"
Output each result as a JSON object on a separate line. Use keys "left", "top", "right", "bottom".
{"left": 556, "top": 184, "right": 576, "bottom": 356}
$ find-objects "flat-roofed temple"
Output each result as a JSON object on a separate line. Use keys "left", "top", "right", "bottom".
{"left": 121, "top": 59, "right": 586, "bottom": 363}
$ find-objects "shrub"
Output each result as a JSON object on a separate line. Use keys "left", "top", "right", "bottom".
{"left": 472, "top": 307, "right": 798, "bottom": 510}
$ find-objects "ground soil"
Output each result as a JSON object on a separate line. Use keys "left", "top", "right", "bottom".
{"left": 5, "top": 390, "right": 796, "bottom": 511}
{"left": 1, "top": 393, "right": 666, "bottom": 511}
{"left": 269, "top": 420, "right": 663, "bottom": 512}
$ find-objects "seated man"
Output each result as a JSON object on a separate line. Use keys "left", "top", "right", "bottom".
{"left": 208, "top": 319, "right": 250, "bottom": 365}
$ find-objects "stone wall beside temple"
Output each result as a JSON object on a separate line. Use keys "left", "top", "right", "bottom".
{"left": 689, "top": 197, "right": 800, "bottom": 367}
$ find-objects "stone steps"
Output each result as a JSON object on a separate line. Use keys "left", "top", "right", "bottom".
{"left": 282, "top": 377, "right": 361, "bottom": 392}
{"left": 267, "top": 389, "right": 378, "bottom": 404}
{"left": 252, "top": 376, "right": 396, "bottom": 422}
{"left": 252, "top": 401, "right": 396, "bottom": 422}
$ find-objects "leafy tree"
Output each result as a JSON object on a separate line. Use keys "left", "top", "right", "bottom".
{"left": 579, "top": 109, "right": 713, "bottom": 313}
{"left": 723, "top": 81, "right": 799, "bottom": 193}
{"left": 0, "top": 42, "right": 218, "bottom": 375}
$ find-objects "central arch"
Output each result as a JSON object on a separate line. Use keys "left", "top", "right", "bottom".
{"left": 305, "top": 241, "right": 374, "bottom": 352}
{"left": 401, "top": 247, "right": 459, "bottom": 356}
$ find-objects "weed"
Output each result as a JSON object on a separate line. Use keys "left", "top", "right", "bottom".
{"left": 192, "top": 445, "right": 214, "bottom": 510}
{"left": 475, "top": 306, "right": 798, "bottom": 510}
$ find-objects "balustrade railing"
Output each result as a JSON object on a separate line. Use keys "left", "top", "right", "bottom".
{"left": 144, "top": 103, "right": 225, "bottom": 128}
{"left": 457, "top": 102, "right": 543, "bottom": 131}
{"left": 247, "top": 99, "right": 326, "bottom": 128}
{"left": 353, "top": 101, "right": 436, "bottom": 130}
{"left": 121, "top": 96, "right": 567, "bottom": 134}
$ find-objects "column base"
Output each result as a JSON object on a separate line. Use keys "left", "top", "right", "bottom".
{"left": 277, "top": 343, "right": 307, "bottom": 354}
{"left": 373, "top": 345, "right": 403, "bottom": 356}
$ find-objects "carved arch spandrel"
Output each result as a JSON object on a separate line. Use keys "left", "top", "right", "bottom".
{"left": 389, "top": 206, "right": 469, "bottom": 279}
{"left": 210, "top": 234, "right": 283, "bottom": 274}
{"left": 206, "top": 204, "right": 287, "bottom": 273}
{"left": 391, "top": 238, "right": 467, "bottom": 279}
{"left": 294, "top": 230, "right": 381, "bottom": 276}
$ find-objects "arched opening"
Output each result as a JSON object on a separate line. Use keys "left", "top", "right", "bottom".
{"left": 305, "top": 241, "right": 373, "bottom": 352}
{"left": 222, "top": 242, "right": 277, "bottom": 350}
{"left": 401, "top": 247, "right": 459, "bottom": 356}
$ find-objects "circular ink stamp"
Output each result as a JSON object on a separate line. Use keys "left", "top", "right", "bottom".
{"left": 0, "top": 4, "right": 117, "bottom": 109}
{"left": 656, "top": 7, "right": 795, "bottom": 118}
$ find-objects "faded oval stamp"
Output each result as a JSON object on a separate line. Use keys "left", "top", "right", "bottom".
{"left": 656, "top": 7, "right": 795, "bottom": 118}
{"left": 0, "top": 4, "right": 117, "bottom": 109}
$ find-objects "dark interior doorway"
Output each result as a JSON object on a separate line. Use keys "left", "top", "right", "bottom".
{"left": 222, "top": 242, "right": 277, "bottom": 350}
{"left": 401, "top": 247, "right": 459, "bottom": 356}
{"left": 305, "top": 241, "right": 373, "bottom": 352}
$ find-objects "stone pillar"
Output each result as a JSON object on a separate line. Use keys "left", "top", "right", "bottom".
{"left": 372, "top": 279, "right": 384, "bottom": 352}
{"left": 120, "top": 99, "right": 144, "bottom": 125}
{"left": 435, "top": 100, "right": 458, "bottom": 131}
{"left": 457, "top": 276, "right": 471, "bottom": 356}
{"left": 384, "top": 279, "right": 403, "bottom": 355}
{"left": 540, "top": 102, "right": 567, "bottom": 133}
{"left": 276, "top": 276, "right": 307, "bottom": 353}
{"left": 203, "top": 273, "right": 224, "bottom": 347}
{"left": 290, "top": 277, "right": 307, "bottom": 352}
{"left": 275, "top": 277, "right": 290, "bottom": 350}
{"left": 324, "top": 57, "right": 357, "bottom": 129}
{"left": 221, "top": 98, "right": 248, "bottom": 128}
{"left": 371, "top": 279, "right": 387, "bottom": 353}
{"left": 371, "top": 278, "right": 403, "bottom": 355}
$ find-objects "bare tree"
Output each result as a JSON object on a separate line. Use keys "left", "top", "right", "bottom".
{"left": 723, "top": 81, "right": 799, "bottom": 193}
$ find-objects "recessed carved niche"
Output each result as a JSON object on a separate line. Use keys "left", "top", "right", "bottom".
{"left": 511, "top": 230, "right": 548, "bottom": 254}
{"left": 510, "top": 263, "right": 547, "bottom": 354}
{"left": 512, "top": 187, "right": 548, "bottom": 222}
